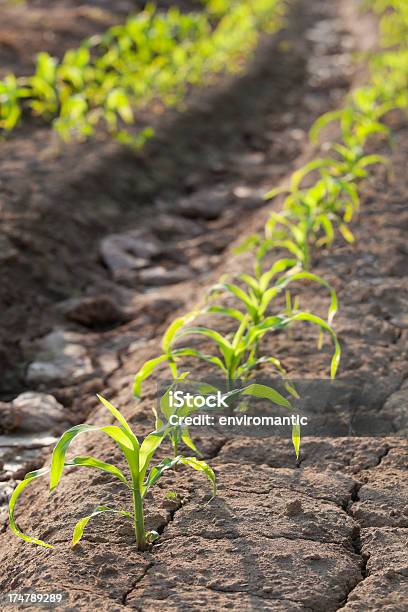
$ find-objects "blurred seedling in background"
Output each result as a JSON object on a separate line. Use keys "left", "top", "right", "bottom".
{"left": 0, "top": 0, "right": 286, "bottom": 145}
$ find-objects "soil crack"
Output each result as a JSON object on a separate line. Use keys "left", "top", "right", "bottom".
{"left": 122, "top": 561, "right": 155, "bottom": 606}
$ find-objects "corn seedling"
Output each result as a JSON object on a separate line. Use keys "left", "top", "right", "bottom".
{"left": 257, "top": 170, "right": 361, "bottom": 269}
{"left": 246, "top": 73, "right": 398, "bottom": 273}
{"left": 206, "top": 258, "right": 338, "bottom": 362}
{"left": 174, "top": 308, "right": 340, "bottom": 387}
{"left": 9, "top": 395, "right": 215, "bottom": 551}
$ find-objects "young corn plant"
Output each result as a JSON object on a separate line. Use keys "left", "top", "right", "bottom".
{"left": 133, "top": 263, "right": 340, "bottom": 397}
{"left": 9, "top": 395, "right": 215, "bottom": 551}
{"left": 246, "top": 90, "right": 392, "bottom": 272}
{"left": 173, "top": 308, "right": 340, "bottom": 389}
{"left": 256, "top": 170, "right": 361, "bottom": 269}
{"left": 309, "top": 91, "right": 391, "bottom": 180}
{"left": 206, "top": 257, "right": 338, "bottom": 363}
{"left": 209, "top": 257, "right": 338, "bottom": 323}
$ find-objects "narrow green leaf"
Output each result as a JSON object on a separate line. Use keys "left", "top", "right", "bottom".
{"left": 181, "top": 428, "right": 201, "bottom": 455}
{"left": 72, "top": 506, "right": 131, "bottom": 547}
{"left": 68, "top": 456, "right": 130, "bottom": 488}
{"left": 97, "top": 394, "right": 134, "bottom": 435}
{"left": 172, "top": 348, "right": 227, "bottom": 374}
{"left": 292, "top": 422, "right": 301, "bottom": 459}
{"left": 162, "top": 311, "right": 197, "bottom": 354}
{"left": 222, "top": 283, "right": 258, "bottom": 320}
{"left": 259, "top": 258, "right": 297, "bottom": 293}
{"left": 287, "top": 312, "right": 341, "bottom": 378}
{"left": 50, "top": 424, "right": 134, "bottom": 492}
{"left": 133, "top": 354, "right": 169, "bottom": 399}
{"left": 276, "top": 271, "right": 338, "bottom": 324}
{"left": 139, "top": 425, "right": 169, "bottom": 480}
{"left": 177, "top": 457, "right": 216, "bottom": 498}
{"left": 309, "top": 110, "right": 344, "bottom": 143}
{"left": 339, "top": 223, "right": 355, "bottom": 243}
{"left": 206, "top": 305, "right": 246, "bottom": 322}
{"left": 240, "top": 383, "right": 292, "bottom": 408}
{"left": 290, "top": 159, "right": 334, "bottom": 191}
{"left": 8, "top": 467, "right": 53, "bottom": 549}
{"left": 142, "top": 457, "right": 180, "bottom": 496}
{"left": 176, "top": 327, "right": 233, "bottom": 365}
{"left": 264, "top": 186, "right": 291, "bottom": 200}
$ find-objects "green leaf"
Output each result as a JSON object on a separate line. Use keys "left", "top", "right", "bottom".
{"left": 177, "top": 457, "right": 216, "bottom": 498}
{"left": 176, "top": 327, "right": 233, "bottom": 365}
{"left": 97, "top": 394, "right": 135, "bottom": 435}
{"left": 357, "top": 154, "right": 389, "bottom": 169}
{"left": 315, "top": 214, "right": 334, "bottom": 246}
{"left": 287, "top": 312, "right": 341, "bottom": 378}
{"left": 292, "top": 422, "right": 301, "bottom": 460}
{"left": 239, "top": 383, "right": 292, "bottom": 408}
{"left": 133, "top": 354, "right": 169, "bottom": 399}
{"left": 246, "top": 315, "right": 286, "bottom": 345}
{"left": 309, "top": 110, "right": 344, "bottom": 143}
{"left": 172, "top": 348, "right": 227, "bottom": 374}
{"left": 276, "top": 271, "right": 338, "bottom": 324}
{"left": 259, "top": 258, "right": 297, "bottom": 293}
{"left": 162, "top": 311, "right": 197, "bottom": 353}
{"left": 339, "top": 223, "right": 355, "bottom": 243}
{"left": 233, "top": 234, "right": 260, "bottom": 255}
{"left": 222, "top": 283, "right": 258, "bottom": 320}
{"left": 8, "top": 467, "right": 53, "bottom": 549}
{"left": 263, "top": 185, "right": 290, "bottom": 200}
{"left": 50, "top": 424, "right": 134, "bottom": 492}
{"left": 181, "top": 428, "right": 201, "bottom": 455}
{"left": 139, "top": 425, "right": 169, "bottom": 480}
{"left": 142, "top": 457, "right": 180, "bottom": 496}
{"left": 206, "top": 305, "right": 246, "bottom": 322}
{"left": 72, "top": 506, "right": 132, "bottom": 547}
{"left": 68, "top": 456, "right": 130, "bottom": 488}
{"left": 238, "top": 273, "right": 260, "bottom": 294}
{"left": 290, "top": 159, "right": 334, "bottom": 191}
{"left": 258, "top": 239, "right": 305, "bottom": 263}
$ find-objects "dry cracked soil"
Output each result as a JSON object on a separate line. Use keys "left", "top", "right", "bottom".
{"left": 0, "top": 0, "right": 407, "bottom": 610}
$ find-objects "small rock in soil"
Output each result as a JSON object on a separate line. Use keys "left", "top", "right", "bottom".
{"left": 61, "top": 295, "right": 127, "bottom": 329}
{"left": 285, "top": 499, "right": 304, "bottom": 517}
{"left": 100, "top": 230, "right": 162, "bottom": 280}
{"left": 378, "top": 389, "right": 408, "bottom": 434}
{"left": 11, "top": 392, "right": 66, "bottom": 433}
{"left": 26, "top": 329, "right": 92, "bottom": 385}
{"left": 175, "top": 186, "right": 229, "bottom": 220}
{"left": 0, "top": 401, "right": 19, "bottom": 433}
{"left": 0, "top": 432, "right": 58, "bottom": 448}
{"left": 149, "top": 213, "right": 204, "bottom": 239}
{"left": 2, "top": 447, "right": 43, "bottom": 480}
{"left": 97, "top": 352, "right": 120, "bottom": 376}
{"left": 138, "top": 265, "right": 192, "bottom": 286}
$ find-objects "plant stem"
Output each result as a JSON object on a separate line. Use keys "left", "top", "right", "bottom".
{"left": 172, "top": 437, "right": 179, "bottom": 463}
{"left": 132, "top": 485, "right": 146, "bottom": 551}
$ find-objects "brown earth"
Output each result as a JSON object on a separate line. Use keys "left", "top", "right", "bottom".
{"left": 0, "top": 0, "right": 407, "bottom": 610}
